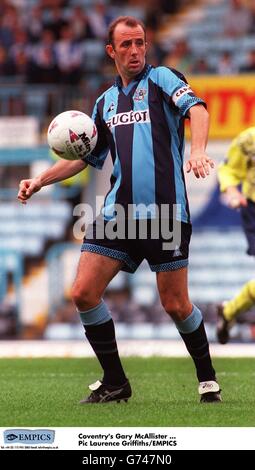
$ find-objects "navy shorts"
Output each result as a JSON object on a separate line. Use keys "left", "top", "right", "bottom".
{"left": 241, "top": 199, "right": 255, "bottom": 256}
{"left": 81, "top": 216, "right": 192, "bottom": 273}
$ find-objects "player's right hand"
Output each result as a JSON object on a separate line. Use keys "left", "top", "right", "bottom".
{"left": 228, "top": 194, "right": 247, "bottom": 209}
{"left": 17, "top": 178, "right": 42, "bottom": 204}
{"left": 225, "top": 187, "right": 247, "bottom": 209}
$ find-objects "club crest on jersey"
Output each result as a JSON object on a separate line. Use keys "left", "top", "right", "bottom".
{"left": 134, "top": 88, "right": 147, "bottom": 101}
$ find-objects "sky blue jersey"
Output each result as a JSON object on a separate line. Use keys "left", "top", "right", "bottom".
{"left": 83, "top": 64, "right": 205, "bottom": 222}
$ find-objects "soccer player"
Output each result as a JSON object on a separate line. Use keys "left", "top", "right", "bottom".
{"left": 217, "top": 126, "right": 255, "bottom": 344}
{"left": 18, "top": 16, "right": 221, "bottom": 403}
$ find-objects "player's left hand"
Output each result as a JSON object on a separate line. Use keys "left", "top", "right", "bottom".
{"left": 186, "top": 151, "right": 215, "bottom": 178}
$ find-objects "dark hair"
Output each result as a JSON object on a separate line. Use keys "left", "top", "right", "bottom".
{"left": 107, "top": 16, "right": 146, "bottom": 46}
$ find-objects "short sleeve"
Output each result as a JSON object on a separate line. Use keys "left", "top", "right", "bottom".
{"left": 152, "top": 66, "right": 206, "bottom": 117}
{"left": 82, "top": 102, "right": 109, "bottom": 170}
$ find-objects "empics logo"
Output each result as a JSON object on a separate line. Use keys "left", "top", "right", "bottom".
{"left": 5, "top": 433, "right": 18, "bottom": 441}
{"left": 106, "top": 110, "right": 150, "bottom": 129}
{"left": 4, "top": 429, "right": 55, "bottom": 445}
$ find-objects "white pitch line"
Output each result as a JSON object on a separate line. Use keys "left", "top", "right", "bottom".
{"left": 0, "top": 340, "right": 255, "bottom": 358}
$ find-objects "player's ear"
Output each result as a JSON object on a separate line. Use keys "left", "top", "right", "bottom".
{"left": 106, "top": 44, "right": 115, "bottom": 59}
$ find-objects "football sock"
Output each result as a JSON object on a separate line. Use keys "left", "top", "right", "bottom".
{"left": 79, "top": 302, "right": 127, "bottom": 386}
{"left": 84, "top": 319, "right": 127, "bottom": 386}
{"left": 223, "top": 280, "right": 255, "bottom": 321}
{"left": 175, "top": 305, "right": 216, "bottom": 382}
{"left": 79, "top": 300, "right": 111, "bottom": 326}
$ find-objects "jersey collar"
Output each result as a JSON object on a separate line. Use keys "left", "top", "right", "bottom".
{"left": 114, "top": 64, "right": 152, "bottom": 88}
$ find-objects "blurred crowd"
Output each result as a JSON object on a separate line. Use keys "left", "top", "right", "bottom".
{"left": 0, "top": 0, "right": 189, "bottom": 85}
{"left": 162, "top": 0, "right": 255, "bottom": 75}
{"left": 1, "top": 0, "right": 255, "bottom": 86}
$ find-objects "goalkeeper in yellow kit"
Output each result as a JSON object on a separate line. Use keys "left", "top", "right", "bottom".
{"left": 217, "top": 126, "right": 255, "bottom": 344}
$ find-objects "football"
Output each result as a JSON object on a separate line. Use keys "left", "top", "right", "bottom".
{"left": 47, "top": 110, "right": 98, "bottom": 160}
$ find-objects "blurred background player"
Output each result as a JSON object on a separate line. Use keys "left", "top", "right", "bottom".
{"left": 217, "top": 126, "right": 255, "bottom": 344}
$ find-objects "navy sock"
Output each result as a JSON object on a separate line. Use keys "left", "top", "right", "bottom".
{"left": 180, "top": 321, "right": 216, "bottom": 382}
{"left": 84, "top": 319, "right": 127, "bottom": 386}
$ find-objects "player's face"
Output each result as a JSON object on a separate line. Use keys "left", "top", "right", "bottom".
{"left": 106, "top": 24, "right": 146, "bottom": 83}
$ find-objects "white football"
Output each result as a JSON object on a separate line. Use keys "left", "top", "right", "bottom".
{"left": 47, "top": 110, "right": 98, "bottom": 160}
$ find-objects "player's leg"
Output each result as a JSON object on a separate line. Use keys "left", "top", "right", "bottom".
{"left": 156, "top": 267, "right": 221, "bottom": 402}
{"left": 72, "top": 251, "right": 131, "bottom": 403}
{"left": 217, "top": 202, "right": 255, "bottom": 343}
{"left": 217, "top": 279, "right": 255, "bottom": 344}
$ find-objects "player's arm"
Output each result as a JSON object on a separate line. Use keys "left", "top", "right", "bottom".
{"left": 186, "top": 104, "right": 214, "bottom": 178}
{"left": 151, "top": 68, "right": 213, "bottom": 178}
{"left": 18, "top": 159, "right": 87, "bottom": 204}
{"left": 218, "top": 139, "right": 247, "bottom": 208}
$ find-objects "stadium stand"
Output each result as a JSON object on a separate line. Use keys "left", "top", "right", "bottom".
{"left": 0, "top": 146, "right": 75, "bottom": 333}
{"left": 1, "top": 0, "right": 255, "bottom": 341}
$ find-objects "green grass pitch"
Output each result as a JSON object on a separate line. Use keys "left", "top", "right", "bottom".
{"left": 0, "top": 357, "right": 254, "bottom": 427}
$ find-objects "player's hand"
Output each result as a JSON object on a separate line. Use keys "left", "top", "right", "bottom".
{"left": 186, "top": 151, "right": 215, "bottom": 178}
{"left": 17, "top": 178, "right": 42, "bottom": 204}
{"left": 225, "top": 187, "right": 247, "bottom": 209}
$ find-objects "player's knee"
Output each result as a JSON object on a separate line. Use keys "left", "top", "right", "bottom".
{"left": 71, "top": 283, "right": 100, "bottom": 310}
{"left": 161, "top": 298, "right": 191, "bottom": 321}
